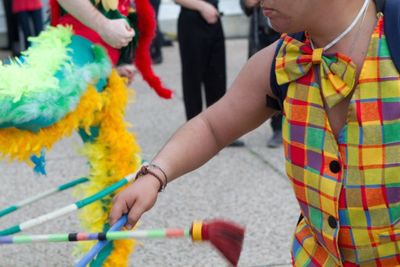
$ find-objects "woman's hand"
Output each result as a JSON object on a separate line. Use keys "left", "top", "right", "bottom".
{"left": 244, "top": 0, "right": 259, "bottom": 8}
{"left": 99, "top": 18, "right": 135, "bottom": 48}
{"left": 199, "top": 2, "right": 219, "bottom": 24}
{"left": 116, "top": 64, "right": 136, "bottom": 84}
{"left": 57, "top": 0, "right": 135, "bottom": 48}
{"left": 110, "top": 175, "right": 160, "bottom": 229}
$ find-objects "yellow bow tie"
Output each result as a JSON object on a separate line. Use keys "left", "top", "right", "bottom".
{"left": 275, "top": 35, "right": 356, "bottom": 108}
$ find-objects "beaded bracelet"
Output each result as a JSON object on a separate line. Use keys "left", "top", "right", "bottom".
{"left": 135, "top": 165, "right": 167, "bottom": 192}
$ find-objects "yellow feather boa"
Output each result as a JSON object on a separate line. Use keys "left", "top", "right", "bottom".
{"left": 0, "top": 85, "right": 101, "bottom": 162}
{"left": 74, "top": 70, "right": 141, "bottom": 266}
{"left": 0, "top": 70, "right": 141, "bottom": 266}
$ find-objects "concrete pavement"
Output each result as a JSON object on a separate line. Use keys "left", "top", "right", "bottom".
{"left": 0, "top": 39, "right": 299, "bottom": 267}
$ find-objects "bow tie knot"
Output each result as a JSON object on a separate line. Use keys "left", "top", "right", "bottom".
{"left": 275, "top": 35, "right": 356, "bottom": 108}
{"left": 312, "top": 48, "right": 323, "bottom": 64}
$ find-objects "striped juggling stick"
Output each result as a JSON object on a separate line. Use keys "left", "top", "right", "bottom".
{"left": 75, "top": 215, "right": 128, "bottom": 267}
{"left": 0, "top": 177, "right": 89, "bottom": 218}
{"left": 0, "top": 219, "right": 245, "bottom": 266}
{"left": 0, "top": 172, "right": 137, "bottom": 236}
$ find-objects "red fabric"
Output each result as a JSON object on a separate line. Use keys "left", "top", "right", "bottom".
{"left": 49, "top": 0, "right": 60, "bottom": 26}
{"left": 118, "top": 0, "right": 131, "bottom": 16}
{"left": 50, "top": 0, "right": 172, "bottom": 99}
{"left": 134, "top": 0, "right": 173, "bottom": 98}
{"left": 57, "top": 15, "right": 120, "bottom": 65}
{"left": 50, "top": 1, "right": 133, "bottom": 64}
{"left": 12, "top": 0, "right": 42, "bottom": 13}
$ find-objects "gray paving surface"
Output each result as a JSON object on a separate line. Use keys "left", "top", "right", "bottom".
{"left": 0, "top": 39, "right": 298, "bottom": 267}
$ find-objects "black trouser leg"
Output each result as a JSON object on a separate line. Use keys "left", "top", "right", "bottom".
{"left": 178, "top": 10, "right": 209, "bottom": 120}
{"left": 16, "top": 12, "right": 32, "bottom": 49}
{"left": 30, "top": 9, "right": 43, "bottom": 36}
{"left": 3, "top": 0, "right": 19, "bottom": 49}
{"left": 16, "top": 10, "right": 43, "bottom": 50}
{"left": 270, "top": 113, "right": 283, "bottom": 132}
{"left": 150, "top": 0, "right": 162, "bottom": 60}
{"left": 203, "top": 20, "right": 226, "bottom": 107}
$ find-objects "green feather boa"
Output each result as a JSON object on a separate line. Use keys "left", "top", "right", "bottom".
{"left": 0, "top": 26, "right": 112, "bottom": 131}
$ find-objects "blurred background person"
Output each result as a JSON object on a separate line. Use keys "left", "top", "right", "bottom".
{"left": 175, "top": 0, "right": 244, "bottom": 147}
{"left": 12, "top": 0, "right": 44, "bottom": 50}
{"left": 149, "top": 0, "right": 163, "bottom": 64}
{"left": 240, "top": 0, "right": 282, "bottom": 148}
{"left": 1, "top": 0, "right": 20, "bottom": 56}
{"left": 149, "top": 0, "right": 174, "bottom": 65}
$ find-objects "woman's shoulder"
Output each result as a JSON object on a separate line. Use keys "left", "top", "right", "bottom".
{"left": 249, "top": 40, "right": 280, "bottom": 71}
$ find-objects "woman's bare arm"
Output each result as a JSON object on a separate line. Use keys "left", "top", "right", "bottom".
{"left": 110, "top": 41, "right": 280, "bottom": 227}
{"left": 57, "top": 0, "right": 134, "bottom": 48}
{"left": 154, "top": 42, "right": 279, "bottom": 181}
{"left": 174, "top": 0, "right": 220, "bottom": 24}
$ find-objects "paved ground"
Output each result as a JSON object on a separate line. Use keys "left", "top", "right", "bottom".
{"left": 0, "top": 39, "right": 299, "bottom": 267}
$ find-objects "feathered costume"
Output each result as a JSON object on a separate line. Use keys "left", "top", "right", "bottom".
{"left": 0, "top": 0, "right": 172, "bottom": 265}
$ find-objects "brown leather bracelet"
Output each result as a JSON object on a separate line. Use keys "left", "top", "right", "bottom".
{"left": 148, "top": 163, "right": 168, "bottom": 190}
{"left": 135, "top": 165, "right": 166, "bottom": 192}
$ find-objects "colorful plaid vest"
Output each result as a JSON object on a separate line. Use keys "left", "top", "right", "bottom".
{"left": 278, "top": 17, "right": 400, "bottom": 266}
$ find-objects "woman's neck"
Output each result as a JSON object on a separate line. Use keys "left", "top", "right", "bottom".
{"left": 307, "top": 0, "right": 376, "bottom": 53}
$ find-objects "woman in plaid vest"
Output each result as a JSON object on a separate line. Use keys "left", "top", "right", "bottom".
{"left": 111, "top": 0, "right": 400, "bottom": 265}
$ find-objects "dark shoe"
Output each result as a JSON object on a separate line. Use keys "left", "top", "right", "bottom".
{"left": 152, "top": 53, "right": 163, "bottom": 65}
{"left": 267, "top": 130, "right": 282, "bottom": 148}
{"left": 228, "top": 140, "right": 245, "bottom": 147}
{"left": 162, "top": 38, "right": 173, "bottom": 47}
{"left": 161, "top": 32, "right": 173, "bottom": 47}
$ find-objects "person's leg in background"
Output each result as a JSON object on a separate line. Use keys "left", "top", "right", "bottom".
{"left": 2, "top": 0, "right": 20, "bottom": 55}
{"left": 16, "top": 11, "right": 32, "bottom": 50}
{"left": 150, "top": 0, "right": 163, "bottom": 64}
{"left": 178, "top": 10, "right": 207, "bottom": 120}
{"left": 30, "top": 9, "right": 44, "bottom": 36}
{"left": 16, "top": 9, "right": 43, "bottom": 51}
{"left": 257, "top": 21, "right": 282, "bottom": 148}
{"left": 203, "top": 20, "right": 226, "bottom": 109}
{"left": 267, "top": 113, "right": 283, "bottom": 148}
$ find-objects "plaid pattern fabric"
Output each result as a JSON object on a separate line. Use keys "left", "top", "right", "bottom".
{"left": 278, "top": 16, "right": 400, "bottom": 266}
{"left": 292, "top": 218, "right": 339, "bottom": 266}
{"left": 275, "top": 34, "right": 356, "bottom": 108}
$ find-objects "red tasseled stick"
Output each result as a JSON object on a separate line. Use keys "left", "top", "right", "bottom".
{"left": 134, "top": 0, "right": 173, "bottom": 99}
{"left": 193, "top": 219, "right": 245, "bottom": 267}
{"left": 49, "top": 0, "right": 60, "bottom": 26}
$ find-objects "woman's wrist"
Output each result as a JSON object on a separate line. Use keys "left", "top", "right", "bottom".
{"left": 135, "top": 164, "right": 168, "bottom": 192}
{"left": 195, "top": 1, "right": 209, "bottom": 13}
{"left": 148, "top": 163, "right": 168, "bottom": 187}
{"left": 92, "top": 15, "right": 109, "bottom": 37}
{"left": 143, "top": 173, "right": 163, "bottom": 193}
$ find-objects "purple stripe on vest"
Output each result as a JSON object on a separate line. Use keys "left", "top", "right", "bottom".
{"left": 386, "top": 187, "right": 400, "bottom": 203}
{"left": 307, "top": 150, "right": 323, "bottom": 171}
{"left": 382, "top": 102, "right": 400, "bottom": 121}
{"left": 291, "top": 125, "right": 306, "bottom": 143}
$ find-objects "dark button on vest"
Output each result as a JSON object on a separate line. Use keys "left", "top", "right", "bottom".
{"left": 328, "top": 216, "right": 337, "bottom": 229}
{"left": 329, "top": 160, "right": 341, "bottom": 173}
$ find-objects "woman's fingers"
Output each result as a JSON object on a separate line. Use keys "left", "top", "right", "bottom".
{"left": 109, "top": 177, "right": 159, "bottom": 229}
{"left": 101, "top": 19, "right": 135, "bottom": 48}
{"left": 110, "top": 195, "right": 133, "bottom": 225}
{"left": 126, "top": 203, "right": 146, "bottom": 229}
